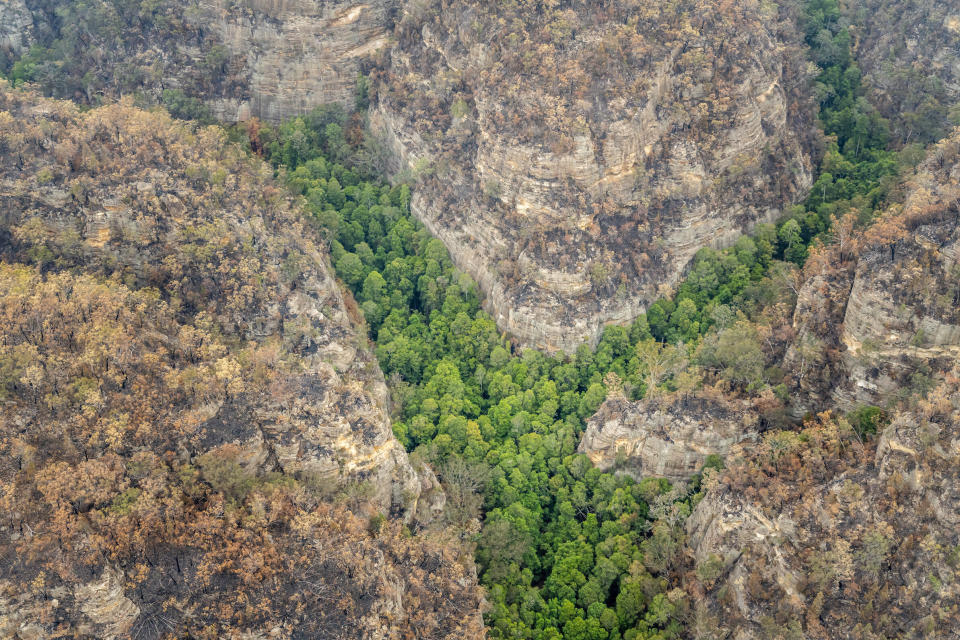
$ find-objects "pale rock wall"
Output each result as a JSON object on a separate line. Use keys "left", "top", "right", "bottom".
{"left": 0, "top": 0, "right": 31, "bottom": 57}
{"left": 834, "top": 224, "right": 960, "bottom": 409}
{"left": 199, "top": 0, "right": 398, "bottom": 121}
{"left": 374, "top": 0, "right": 816, "bottom": 352}
{"left": 73, "top": 568, "right": 140, "bottom": 640}
{"left": 578, "top": 393, "right": 760, "bottom": 481}
{"left": 10, "top": 0, "right": 396, "bottom": 122}
{"left": 781, "top": 268, "right": 856, "bottom": 417}
{"left": 785, "top": 132, "right": 960, "bottom": 413}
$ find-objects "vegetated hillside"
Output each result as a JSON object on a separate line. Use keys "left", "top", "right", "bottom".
{"left": 687, "top": 385, "right": 960, "bottom": 639}
{"left": 846, "top": 0, "right": 960, "bottom": 145}
{"left": 373, "top": 0, "right": 818, "bottom": 351}
{"left": 683, "top": 132, "right": 960, "bottom": 640}
{"left": 785, "top": 130, "right": 960, "bottom": 415}
{"left": 0, "top": 82, "right": 484, "bottom": 638}
{"left": 0, "top": 0, "right": 396, "bottom": 121}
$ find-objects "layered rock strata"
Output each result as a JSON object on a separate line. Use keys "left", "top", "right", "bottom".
{"left": 199, "top": 0, "right": 399, "bottom": 121}
{"left": 8, "top": 0, "right": 397, "bottom": 121}
{"left": 785, "top": 131, "right": 960, "bottom": 412}
{"left": 374, "top": 0, "right": 817, "bottom": 351}
{"left": 578, "top": 392, "right": 760, "bottom": 481}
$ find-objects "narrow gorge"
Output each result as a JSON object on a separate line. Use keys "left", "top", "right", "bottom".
{"left": 1, "top": 0, "right": 959, "bottom": 638}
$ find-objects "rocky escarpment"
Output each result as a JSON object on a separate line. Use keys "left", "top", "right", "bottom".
{"left": 780, "top": 258, "right": 856, "bottom": 416}
{"left": 0, "top": 83, "right": 485, "bottom": 638}
{"left": 847, "top": 0, "right": 960, "bottom": 143}
{"left": 373, "top": 0, "right": 816, "bottom": 352}
{"left": 686, "top": 134, "right": 960, "bottom": 637}
{"left": 6, "top": 0, "right": 396, "bottom": 121}
{"left": 685, "top": 366, "right": 960, "bottom": 639}
{"left": 0, "top": 0, "right": 32, "bottom": 64}
{"left": 578, "top": 392, "right": 760, "bottom": 482}
{"left": 0, "top": 82, "right": 418, "bottom": 511}
{"left": 785, "top": 131, "right": 960, "bottom": 413}
{"left": 198, "top": 0, "right": 398, "bottom": 122}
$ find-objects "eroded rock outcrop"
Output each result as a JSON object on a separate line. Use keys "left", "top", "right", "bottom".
{"left": 781, "top": 263, "right": 856, "bottom": 416}
{"left": 0, "top": 0, "right": 31, "bottom": 61}
{"left": 199, "top": 0, "right": 398, "bottom": 122}
{"left": 0, "top": 82, "right": 484, "bottom": 638}
{"left": 374, "top": 0, "right": 816, "bottom": 351}
{"left": 579, "top": 392, "right": 760, "bottom": 481}
{"left": 9, "top": 0, "right": 396, "bottom": 121}
{"left": 785, "top": 131, "right": 960, "bottom": 413}
{"left": 685, "top": 367, "right": 960, "bottom": 639}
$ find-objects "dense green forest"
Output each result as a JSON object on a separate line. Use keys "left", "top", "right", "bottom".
{"left": 246, "top": 106, "right": 701, "bottom": 639}
{"left": 218, "top": 3, "right": 917, "bottom": 635}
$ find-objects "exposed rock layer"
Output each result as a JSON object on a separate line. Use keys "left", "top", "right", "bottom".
{"left": 578, "top": 392, "right": 760, "bottom": 481}
{"left": 199, "top": 0, "right": 398, "bottom": 122}
{"left": 10, "top": 0, "right": 397, "bottom": 121}
{"left": 785, "top": 131, "right": 960, "bottom": 412}
{"left": 374, "top": 0, "right": 817, "bottom": 351}
{"left": 0, "top": 0, "right": 31, "bottom": 60}
{"left": 686, "top": 131, "right": 960, "bottom": 639}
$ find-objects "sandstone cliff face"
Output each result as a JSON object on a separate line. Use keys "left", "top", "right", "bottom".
{"left": 785, "top": 132, "right": 960, "bottom": 413}
{"left": 11, "top": 0, "right": 396, "bottom": 121}
{"left": 847, "top": 0, "right": 960, "bottom": 143}
{"left": 0, "top": 0, "right": 31, "bottom": 61}
{"left": 198, "top": 0, "right": 398, "bottom": 122}
{"left": 0, "top": 83, "right": 484, "bottom": 639}
{"left": 0, "top": 82, "right": 416, "bottom": 513}
{"left": 781, "top": 265, "right": 856, "bottom": 416}
{"left": 686, "top": 136, "right": 960, "bottom": 639}
{"left": 578, "top": 392, "right": 759, "bottom": 482}
{"left": 373, "top": 0, "right": 816, "bottom": 352}
{"left": 833, "top": 219, "right": 960, "bottom": 410}
{"left": 685, "top": 368, "right": 960, "bottom": 639}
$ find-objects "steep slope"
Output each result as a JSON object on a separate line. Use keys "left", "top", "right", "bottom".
{"left": 0, "top": 82, "right": 485, "bottom": 637}
{"left": 686, "top": 375, "right": 960, "bottom": 639}
{"left": 847, "top": 0, "right": 960, "bottom": 144}
{"left": 683, "top": 132, "right": 960, "bottom": 640}
{"left": 373, "top": 0, "right": 817, "bottom": 351}
{"left": 579, "top": 390, "right": 760, "bottom": 482}
{"left": 0, "top": 82, "right": 418, "bottom": 510}
{"left": 785, "top": 130, "right": 960, "bottom": 413}
{"left": 0, "top": 269, "right": 483, "bottom": 639}
{"left": 4, "top": 0, "right": 397, "bottom": 121}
